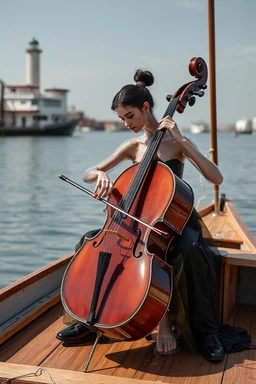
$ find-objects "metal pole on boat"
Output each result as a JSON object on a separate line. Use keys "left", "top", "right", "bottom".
{"left": 208, "top": 0, "right": 220, "bottom": 214}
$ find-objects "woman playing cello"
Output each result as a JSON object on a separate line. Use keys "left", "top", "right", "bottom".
{"left": 57, "top": 68, "right": 225, "bottom": 361}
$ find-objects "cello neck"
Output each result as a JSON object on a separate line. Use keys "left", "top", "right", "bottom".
{"left": 119, "top": 97, "right": 180, "bottom": 213}
{"left": 117, "top": 57, "right": 208, "bottom": 212}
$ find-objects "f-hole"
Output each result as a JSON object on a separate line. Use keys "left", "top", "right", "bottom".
{"left": 133, "top": 228, "right": 142, "bottom": 258}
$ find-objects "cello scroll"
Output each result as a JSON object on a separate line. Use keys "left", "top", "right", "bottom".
{"left": 166, "top": 57, "right": 208, "bottom": 114}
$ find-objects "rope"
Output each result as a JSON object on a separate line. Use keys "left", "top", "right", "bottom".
{"left": 2, "top": 367, "right": 56, "bottom": 384}
{"left": 195, "top": 148, "right": 214, "bottom": 209}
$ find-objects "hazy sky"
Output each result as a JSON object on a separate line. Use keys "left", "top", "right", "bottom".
{"left": 1, "top": 0, "right": 255, "bottom": 127}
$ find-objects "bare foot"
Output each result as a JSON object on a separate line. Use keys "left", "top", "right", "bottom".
{"left": 155, "top": 312, "right": 178, "bottom": 355}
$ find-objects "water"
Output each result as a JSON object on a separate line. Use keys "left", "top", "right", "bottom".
{"left": 0, "top": 131, "right": 255, "bottom": 289}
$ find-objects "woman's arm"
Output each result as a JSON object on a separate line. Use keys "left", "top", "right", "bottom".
{"left": 158, "top": 116, "right": 223, "bottom": 185}
{"left": 83, "top": 139, "right": 135, "bottom": 198}
{"left": 180, "top": 136, "right": 223, "bottom": 185}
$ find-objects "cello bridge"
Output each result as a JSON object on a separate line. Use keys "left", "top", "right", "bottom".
{"left": 104, "top": 229, "right": 129, "bottom": 242}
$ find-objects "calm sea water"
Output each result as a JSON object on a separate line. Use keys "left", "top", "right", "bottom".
{"left": 0, "top": 131, "right": 255, "bottom": 289}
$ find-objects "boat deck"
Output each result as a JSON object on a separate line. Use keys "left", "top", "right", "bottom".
{"left": 0, "top": 302, "right": 255, "bottom": 384}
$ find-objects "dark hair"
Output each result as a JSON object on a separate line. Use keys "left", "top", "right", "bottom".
{"left": 111, "top": 69, "right": 155, "bottom": 111}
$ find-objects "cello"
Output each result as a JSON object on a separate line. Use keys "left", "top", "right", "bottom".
{"left": 60, "top": 57, "right": 207, "bottom": 369}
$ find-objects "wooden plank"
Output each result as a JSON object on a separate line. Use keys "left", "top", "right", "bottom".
{"left": 0, "top": 304, "right": 63, "bottom": 362}
{"left": 110, "top": 338, "right": 154, "bottom": 379}
{"left": 197, "top": 201, "right": 215, "bottom": 218}
{"left": 33, "top": 336, "right": 225, "bottom": 384}
{"left": 4, "top": 308, "right": 151, "bottom": 375}
{"left": 218, "top": 259, "right": 225, "bottom": 323}
{"left": 0, "top": 293, "right": 60, "bottom": 345}
{"left": 11, "top": 314, "right": 225, "bottom": 384}
{"left": 214, "top": 239, "right": 242, "bottom": 249}
{"left": 220, "top": 248, "right": 253, "bottom": 255}
{"left": 42, "top": 335, "right": 143, "bottom": 374}
{"left": 42, "top": 335, "right": 114, "bottom": 372}
{"left": 225, "top": 202, "right": 256, "bottom": 251}
{"left": 1, "top": 306, "right": 241, "bottom": 384}
{"left": 221, "top": 252, "right": 256, "bottom": 268}
{"left": 132, "top": 311, "right": 236, "bottom": 384}
{"left": 222, "top": 304, "right": 256, "bottom": 384}
{"left": 133, "top": 349, "right": 225, "bottom": 384}
{"left": 202, "top": 211, "right": 229, "bottom": 233}
{"left": 199, "top": 200, "right": 256, "bottom": 253}
{"left": 7, "top": 317, "right": 64, "bottom": 366}
{"left": 0, "top": 362, "right": 169, "bottom": 384}
{"left": 222, "top": 264, "right": 238, "bottom": 323}
{"left": 205, "top": 214, "right": 243, "bottom": 243}
{"left": 87, "top": 338, "right": 148, "bottom": 376}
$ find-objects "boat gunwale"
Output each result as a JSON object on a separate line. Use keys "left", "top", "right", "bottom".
{"left": 224, "top": 200, "right": 256, "bottom": 251}
{"left": 0, "top": 253, "right": 74, "bottom": 302}
{"left": 198, "top": 199, "right": 256, "bottom": 250}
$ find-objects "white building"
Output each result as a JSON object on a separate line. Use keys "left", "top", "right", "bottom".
{"left": 235, "top": 118, "right": 253, "bottom": 134}
{"left": 190, "top": 122, "right": 209, "bottom": 134}
{"left": 4, "top": 38, "right": 69, "bottom": 128}
{"left": 253, "top": 117, "right": 256, "bottom": 134}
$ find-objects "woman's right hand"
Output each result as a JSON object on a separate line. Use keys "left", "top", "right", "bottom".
{"left": 93, "top": 170, "right": 113, "bottom": 199}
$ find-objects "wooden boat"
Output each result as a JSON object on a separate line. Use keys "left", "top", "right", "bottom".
{"left": 1, "top": 2, "right": 255, "bottom": 383}
{"left": 0, "top": 198, "right": 255, "bottom": 384}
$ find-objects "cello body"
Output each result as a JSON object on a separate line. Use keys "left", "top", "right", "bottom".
{"left": 61, "top": 161, "right": 194, "bottom": 340}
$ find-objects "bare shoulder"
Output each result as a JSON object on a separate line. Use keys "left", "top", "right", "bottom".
{"left": 116, "top": 137, "right": 139, "bottom": 161}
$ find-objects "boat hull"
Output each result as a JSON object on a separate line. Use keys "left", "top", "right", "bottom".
{"left": 0, "top": 118, "right": 79, "bottom": 136}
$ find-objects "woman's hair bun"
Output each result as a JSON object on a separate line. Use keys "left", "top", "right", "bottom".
{"left": 133, "top": 69, "right": 154, "bottom": 87}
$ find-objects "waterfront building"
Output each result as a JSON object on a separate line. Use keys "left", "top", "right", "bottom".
{"left": 235, "top": 118, "right": 253, "bottom": 134}
{"left": 3, "top": 38, "right": 70, "bottom": 128}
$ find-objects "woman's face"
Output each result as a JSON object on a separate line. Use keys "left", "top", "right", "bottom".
{"left": 116, "top": 104, "right": 148, "bottom": 133}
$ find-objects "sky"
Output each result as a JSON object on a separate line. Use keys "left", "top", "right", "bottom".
{"left": 0, "top": 0, "right": 255, "bottom": 127}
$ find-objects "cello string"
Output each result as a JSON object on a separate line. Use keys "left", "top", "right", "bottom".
{"left": 105, "top": 131, "right": 160, "bottom": 232}
{"left": 106, "top": 97, "right": 179, "bottom": 234}
{"left": 106, "top": 145, "right": 157, "bottom": 235}
{"left": 113, "top": 98, "right": 179, "bottom": 226}
{"left": 107, "top": 104, "right": 174, "bottom": 234}
{"left": 109, "top": 130, "right": 163, "bottom": 235}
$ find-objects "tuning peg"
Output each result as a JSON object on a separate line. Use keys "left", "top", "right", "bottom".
{"left": 194, "top": 91, "right": 205, "bottom": 97}
{"left": 188, "top": 96, "right": 196, "bottom": 106}
{"left": 166, "top": 95, "right": 173, "bottom": 102}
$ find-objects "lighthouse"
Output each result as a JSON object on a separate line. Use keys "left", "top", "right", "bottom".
{"left": 26, "top": 38, "right": 42, "bottom": 88}
{"left": 2, "top": 38, "right": 76, "bottom": 133}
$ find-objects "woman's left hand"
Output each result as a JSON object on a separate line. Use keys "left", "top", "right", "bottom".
{"left": 158, "top": 116, "right": 184, "bottom": 143}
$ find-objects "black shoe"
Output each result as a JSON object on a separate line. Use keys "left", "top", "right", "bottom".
{"left": 56, "top": 322, "right": 96, "bottom": 345}
{"left": 200, "top": 334, "right": 225, "bottom": 362}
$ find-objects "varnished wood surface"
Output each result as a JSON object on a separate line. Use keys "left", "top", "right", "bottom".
{"left": 200, "top": 201, "right": 256, "bottom": 253}
{"left": 0, "top": 293, "right": 60, "bottom": 345}
{"left": 220, "top": 249, "right": 256, "bottom": 267}
{"left": 222, "top": 305, "right": 256, "bottom": 384}
{"left": 1, "top": 199, "right": 255, "bottom": 383}
{"left": 200, "top": 200, "right": 256, "bottom": 323}
{"left": 0, "top": 363, "right": 168, "bottom": 384}
{"left": 0, "top": 303, "right": 255, "bottom": 384}
{"left": 0, "top": 303, "right": 63, "bottom": 362}
{"left": 203, "top": 209, "right": 244, "bottom": 243}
